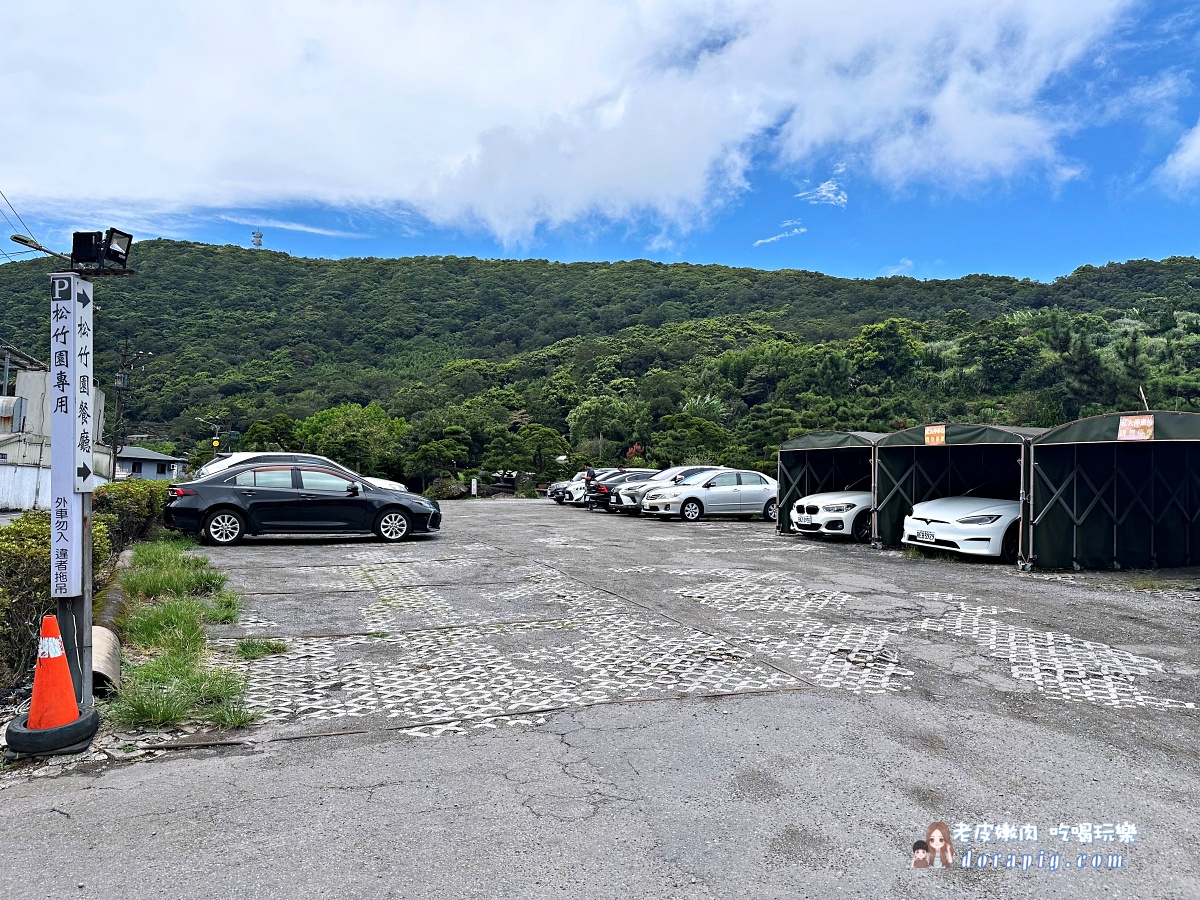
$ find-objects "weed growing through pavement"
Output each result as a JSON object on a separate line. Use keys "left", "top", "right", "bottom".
{"left": 206, "top": 591, "right": 243, "bottom": 624}
{"left": 1129, "top": 575, "right": 1168, "bottom": 591}
{"left": 235, "top": 638, "right": 289, "bottom": 660}
{"left": 107, "top": 538, "right": 255, "bottom": 730}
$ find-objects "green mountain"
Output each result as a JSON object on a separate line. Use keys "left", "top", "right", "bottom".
{"left": 3, "top": 240, "right": 1200, "bottom": 480}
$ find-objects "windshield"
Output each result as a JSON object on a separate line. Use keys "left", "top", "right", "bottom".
{"left": 677, "top": 469, "right": 720, "bottom": 485}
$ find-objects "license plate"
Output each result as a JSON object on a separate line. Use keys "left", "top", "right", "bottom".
{"left": 916, "top": 530, "right": 936, "bottom": 542}
{"left": 797, "top": 515, "right": 812, "bottom": 525}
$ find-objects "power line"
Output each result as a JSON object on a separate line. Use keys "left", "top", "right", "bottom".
{"left": 0, "top": 187, "right": 37, "bottom": 242}
{"left": 0, "top": 200, "right": 21, "bottom": 238}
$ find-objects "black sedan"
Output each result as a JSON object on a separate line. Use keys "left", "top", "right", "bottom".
{"left": 164, "top": 462, "right": 441, "bottom": 545}
{"left": 584, "top": 469, "right": 657, "bottom": 511}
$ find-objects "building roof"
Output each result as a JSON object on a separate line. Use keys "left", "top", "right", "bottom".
{"left": 779, "top": 431, "right": 887, "bottom": 451}
{"left": 117, "top": 446, "right": 187, "bottom": 463}
{"left": 0, "top": 343, "right": 47, "bottom": 371}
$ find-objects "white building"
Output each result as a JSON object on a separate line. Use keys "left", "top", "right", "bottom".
{"left": 0, "top": 365, "right": 111, "bottom": 510}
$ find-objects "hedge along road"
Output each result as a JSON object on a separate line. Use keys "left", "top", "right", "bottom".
{"left": 2, "top": 500, "right": 1199, "bottom": 899}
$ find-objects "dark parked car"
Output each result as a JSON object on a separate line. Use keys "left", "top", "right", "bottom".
{"left": 584, "top": 469, "right": 657, "bottom": 510}
{"left": 165, "top": 463, "right": 441, "bottom": 545}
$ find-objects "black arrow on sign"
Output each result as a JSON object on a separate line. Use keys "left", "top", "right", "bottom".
{"left": 77, "top": 291, "right": 91, "bottom": 308}
{"left": 77, "top": 462, "right": 91, "bottom": 480}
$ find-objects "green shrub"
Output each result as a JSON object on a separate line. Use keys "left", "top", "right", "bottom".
{"left": 93, "top": 480, "right": 169, "bottom": 549}
{"left": 0, "top": 511, "right": 112, "bottom": 688}
{"left": 0, "top": 482, "right": 171, "bottom": 689}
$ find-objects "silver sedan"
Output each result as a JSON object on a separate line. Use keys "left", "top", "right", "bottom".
{"left": 642, "top": 469, "right": 779, "bottom": 522}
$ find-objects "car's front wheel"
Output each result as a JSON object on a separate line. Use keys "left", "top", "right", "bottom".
{"left": 762, "top": 499, "right": 778, "bottom": 522}
{"left": 851, "top": 510, "right": 872, "bottom": 543}
{"left": 202, "top": 509, "right": 246, "bottom": 546}
{"left": 1000, "top": 522, "right": 1019, "bottom": 564}
{"left": 680, "top": 499, "right": 703, "bottom": 522}
{"left": 375, "top": 508, "right": 412, "bottom": 542}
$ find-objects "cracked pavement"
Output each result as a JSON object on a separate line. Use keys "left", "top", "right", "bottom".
{"left": 1, "top": 500, "right": 1198, "bottom": 898}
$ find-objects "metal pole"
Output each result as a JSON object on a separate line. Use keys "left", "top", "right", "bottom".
{"left": 2, "top": 349, "right": 10, "bottom": 397}
{"left": 81, "top": 491, "right": 93, "bottom": 706}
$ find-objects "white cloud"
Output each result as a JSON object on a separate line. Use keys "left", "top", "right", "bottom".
{"left": 217, "top": 215, "right": 365, "bottom": 238}
{"left": 1159, "top": 117, "right": 1200, "bottom": 189}
{"left": 795, "top": 177, "right": 849, "bottom": 208}
{"left": 753, "top": 222, "right": 807, "bottom": 247}
{"left": 0, "top": 0, "right": 1136, "bottom": 244}
{"left": 880, "top": 257, "right": 915, "bottom": 277}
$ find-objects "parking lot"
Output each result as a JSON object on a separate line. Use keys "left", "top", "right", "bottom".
{"left": 3, "top": 499, "right": 1199, "bottom": 898}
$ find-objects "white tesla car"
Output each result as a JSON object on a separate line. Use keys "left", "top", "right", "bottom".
{"left": 790, "top": 491, "right": 873, "bottom": 542}
{"left": 902, "top": 496, "right": 1021, "bottom": 562}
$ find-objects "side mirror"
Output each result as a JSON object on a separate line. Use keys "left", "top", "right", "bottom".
{"left": 348, "top": 483, "right": 360, "bottom": 495}
{"left": 703, "top": 481, "right": 716, "bottom": 489}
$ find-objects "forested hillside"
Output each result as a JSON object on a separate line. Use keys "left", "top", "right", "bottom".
{"left": 3, "top": 241, "right": 1200, "bottom": 483}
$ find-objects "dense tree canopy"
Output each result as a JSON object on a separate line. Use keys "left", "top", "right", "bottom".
{"left": 3, "top": 242, "right": 1200, "bottom": 483}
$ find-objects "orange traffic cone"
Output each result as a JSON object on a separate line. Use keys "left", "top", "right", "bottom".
{"left": 3, "top": 615, "right": 99, "bottom": 758}
{"left": 28, "top": 615, "right": 81, "bottom": 729}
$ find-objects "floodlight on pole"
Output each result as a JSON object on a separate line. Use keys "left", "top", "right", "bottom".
{"left": 11, "top": 229, "right": 134, "bottom": 275}
{"left": 102, "top": 229, "right": 132, "bottom": 266}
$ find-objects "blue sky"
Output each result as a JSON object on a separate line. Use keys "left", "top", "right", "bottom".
{"left": 2, "top": 1, "right": 1199, "bottom": 282}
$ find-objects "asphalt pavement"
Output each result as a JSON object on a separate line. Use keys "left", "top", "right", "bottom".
{"left": 1, "top": 499, "right": 1198, "bottom": 899}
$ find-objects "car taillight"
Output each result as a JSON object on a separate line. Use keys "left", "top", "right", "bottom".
{"left": 598, "top": 485, "right": 608, "bottom": 492}
{"left": 168, "top": 487, "right": 197, "bottom": 498}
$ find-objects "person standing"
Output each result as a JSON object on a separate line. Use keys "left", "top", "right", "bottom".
{"left": 584, "top": 462, "right": 598, "bottom": 511}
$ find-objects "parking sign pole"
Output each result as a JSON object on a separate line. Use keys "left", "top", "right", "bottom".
{"left": 49, "top": 272, "right": 96, "bottom": 708}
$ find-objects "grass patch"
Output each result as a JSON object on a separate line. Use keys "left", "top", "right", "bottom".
{"left": 108, "top": 537, "right": 254, "bottom": 730}
{"left": 205, "top": 591, "right": 243, "bottom": 624}
{"left": 121, "top": 541, "right": 227, "bottom": 603}
{"left": 235, "top": 638, "right": 289, "bottom": 660}
{"left": 1128, "top": 575, "right": 1167, "bottom": 590}
{"left": 107, "top": 652, "right": 253, "bottom": 728}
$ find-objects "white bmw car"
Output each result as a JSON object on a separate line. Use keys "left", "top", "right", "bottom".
{"left": 790, "top": 491, "right": 873, "bottom": 542}
{"left": 902, "top": 496, "right": 1021, "bottom": 562}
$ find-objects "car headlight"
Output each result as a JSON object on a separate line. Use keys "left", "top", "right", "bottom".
{"left": 957, "top": 514, "right": 1002, "bottom": 525}
{"left": 821, "top": 503, "right": 856, "bottom": 513}
{"left": 413, "top": 498, "right": 436, "bottom": 510}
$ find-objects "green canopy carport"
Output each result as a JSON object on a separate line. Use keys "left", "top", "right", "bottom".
{"left": 776, "top": 432, "right": 883, "bottom": 534}
{"left": 1028, "top": 411, "right": 1200, "bottom": 570}
{"left": 874, "top": 424, "right": 1044, "bottom": 549}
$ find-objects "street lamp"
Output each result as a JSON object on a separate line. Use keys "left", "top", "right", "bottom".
{"left": 11, "top": 228, "right": 135, "bottom": 275}
{"left": 11, "top": 233, "right": 70, "bottom": 261}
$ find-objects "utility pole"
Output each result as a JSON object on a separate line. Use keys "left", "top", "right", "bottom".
{"left": 109, "top": 339, "right": 152, "bottom": 459}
